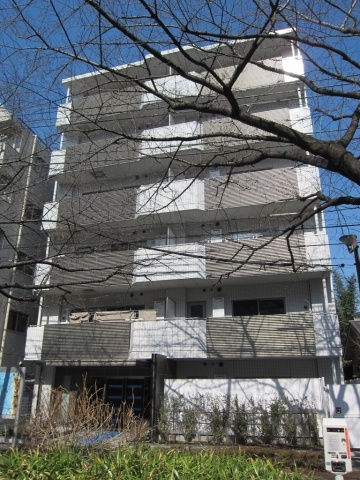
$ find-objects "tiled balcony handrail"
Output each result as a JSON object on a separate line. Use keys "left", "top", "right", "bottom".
{"left": 140, "top": 121, "right": 204, "bottom": 156}
{"left": 56, "top": 102, "right": 72, "bottom": 127}
{"left": 133, "top": 243, "right": 206, "bottom": 283}
{"left": 136, "top": 178, "right": 205, "bottom": 215}
{"left": 141, "top": 75, "right": 201, "bottom": 105}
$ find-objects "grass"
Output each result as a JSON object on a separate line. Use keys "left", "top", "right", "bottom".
{"left": 0, "top": 445, "right": 316, "bottom": 480}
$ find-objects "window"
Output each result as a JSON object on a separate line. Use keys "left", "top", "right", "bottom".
{"left": 0, "top": 174, "right": 12, "bottom": 202}
{"left": 76, "top": 246, "right": 94, "bottom": 255}
{"left": 24, "top": 203, "right": 43, "bottom": 221}
{"left": 209, "top": 169, "right": 220, "bottom": 178}
{"left": 11, "top": 134, "right": 22, "bottom": 151}
{"left": 17, "top": 252, "right": 35, "bottom": 276}
{"left": 233, "top": 298, "right": 285, "bottom": 316}
{"left": 7, "top": 310, "right": 29, "bottom": 333}
{"left": 187, "top": 301, "right": 206, "bottom": 318}
{"left": 33, "top": 156, "right": 48, "bottom": 179}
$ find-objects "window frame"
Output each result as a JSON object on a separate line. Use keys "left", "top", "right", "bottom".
{"left": 233, "top": 298, "right": 285, "bottom": 316}
{"left": 7, "top": 310, "right": 29, "bottom": 333}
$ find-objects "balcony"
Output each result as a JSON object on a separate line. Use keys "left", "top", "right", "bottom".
{"left": 207, "top": 313, "right": 316, "bottom": 357}
{"left": 205, "top": 235, "right": 308, "bottom": 279}
{"left": 133, "top": 244, "right": 206, "bottom": 283}
{"left": 25, "top": 321, "right": 131, "bottom": 365}
{"left": 55, "top": 188, "right": 137, "bottom": 227}
{"left": 49, "top": 138, "right": 139, "bottom": 177}
{"left": 141, "top": 75, "right": 201, "bottom": 105}
{"left": 205, "top": 168, "right": 298, "bottom": 211}
{"left": 25, "top": 312, "right": 318, "bottom": 365}
{"left": 136, "top": 178, "right": 205, "bottom": 216}
{"left": 70, "top": 89, "right": 142, "bottom": 126}
{"left": 139, "top": 121, "right": 204, "bottom": 156}
{"left": 45, "top": 250, "right": 134, "bottom": 289}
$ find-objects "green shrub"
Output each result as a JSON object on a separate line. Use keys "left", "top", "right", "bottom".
{"left": 283, "top": 412, "right": 298, "bottom": 446}
{"left": 181, "top": 406, "right": 198, "bottom": 443}
{"left": 231, "top": 397, "right": 248, "bottom": 445}
{"left": 207, "top": 396, "right": 230, "bottom": 445}
{"left": 157, "top": 397, "right": 172, "bottom": 442}
{"left": 259, "top": 405, "right": 273, "bottom": 444}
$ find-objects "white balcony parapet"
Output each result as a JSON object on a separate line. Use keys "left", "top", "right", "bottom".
{"left": 133, "top": 243, "right": 206, "bottom": 283}
{"left": 129, "top": 318, "right": 207, "bottom": 359}
{"left": 296, "top": 163, "right": 320, "bottom": 197}
{"left": 42, "top": 201, "right": 59, "bottom": 230}
{"left": 136, "top": 178, "right": 205, "bottom": 216}
{"left": 141, "top": 74, "right": 201, "bottom": 105}
{"left": 34, "top": 263, "right": 52, "bottom": 287}
{"left": 312, "top": 308, "right": 342, "bottom": 357}
{"left": 49, "top": 149, "right": 66, "bottom": 176}
{"left": 289, "top": 106, "right": 313, "bottom": 134}
{"left": 0, "top": 105, "right": 12, "bottom": 123}
{"left": 140, "top": 121, "right": 204, "bottom": 156}
{"left": 282, "top": 55, "right": 305, "bottom": 82}
{"left": 56, "top": 102, "right": 72, "bottom": 127}
{"left": 24, "top": 326, "right": 45, "bottom": 361}
{"left": 304, "top": 232, "right": 331, "bottom": 268}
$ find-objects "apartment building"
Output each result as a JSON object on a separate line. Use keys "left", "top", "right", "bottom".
{"left": 25, "top": 33, "right": 342, "bottom": 422}
{"left": 0, "top": 105, "right": 50, "bottom": 368}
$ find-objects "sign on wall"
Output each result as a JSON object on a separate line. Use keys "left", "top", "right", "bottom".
{"left": 0, "top": 367, "right": 25, "bottom": 417}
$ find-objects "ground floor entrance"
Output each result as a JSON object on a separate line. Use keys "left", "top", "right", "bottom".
{"left": 105, "top": 378, "right": 151, "bottom": 417}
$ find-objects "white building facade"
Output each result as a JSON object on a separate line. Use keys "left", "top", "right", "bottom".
{"left": 24, "top": 34, "right": 342, "bottom": 423}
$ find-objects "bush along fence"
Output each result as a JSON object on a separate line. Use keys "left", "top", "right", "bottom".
{"left": 157, "top": 394, "right": 320, "bottom": 446}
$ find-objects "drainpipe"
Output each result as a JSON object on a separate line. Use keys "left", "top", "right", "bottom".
{"left": 150, "top": 353, "right": 157, "bottom": 442}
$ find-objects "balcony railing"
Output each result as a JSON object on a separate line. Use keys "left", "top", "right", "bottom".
{"left": 136, "top": 178, "right": 205, "bottom": 216}
{"left": 133, "top": 244, "right": 206, "bottom": 283}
